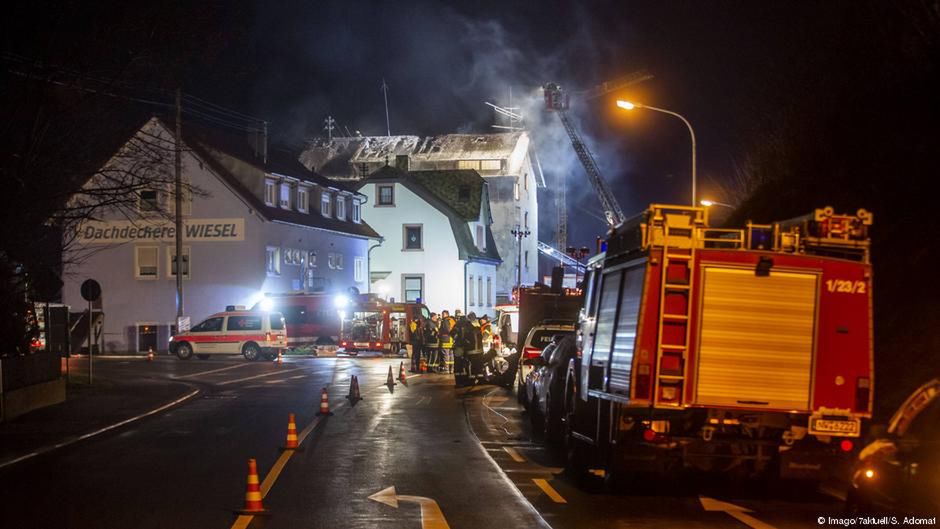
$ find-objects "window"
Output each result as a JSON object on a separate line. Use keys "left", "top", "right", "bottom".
{"left": 167, "top": 246, "right": 191, "bottom": 279}
{"left": 336, "top": 196, "right": 346, "bottom": 220}
{"left": 279, "top": 182, "right": 292, "bottom": 209}
{"left": 403, "top": 275, "right": 423, "bottom": 303}
{"left": 354, "top": 256, "right": 365, "bottom": 282}
{"left": 135, "top": 246, "right": 159, "bottom": 279}
{"left": 377, "top": 184, "right": 394, "bottom": 206}
{"left": 328, "top": 252, "right": 344, "bottom": 270}
{"left": 593, "top": 271, "right": 623, "bottom": 358}
{"left": 481, "top": 159, "right": 501, "bottom": 171}
{"left": 266, "top": 246, "right": 281, "bottom": 276}
{"left": 487, "top": 277, "right": 493, "bottom": 306}
{"left": 469, "top": 275, "right": 475, "bottom": 306}
{"left": 264, "top": 180, "right": 277, "bottom": 206}
{"left": 524, "top": 172, "right": 528, "bottom": 190}
{"left": 321, "top": 191, "right": 332, "bottom": 217}
{"left": 269, "top": 313, "right": 285, "bottom": 331}
{"left": 478, "top": 276, "right": 483, "bottom": 307}
{"left": 524, "top": 211, "right": 529, "bottom": 229}
{"left": 525, "top": 250, "right": 530, "bottom": 270}
{"left": 514, "top": 180, "right": 520, "bottom": 201}
{"left": 135, "top": 323, "right": 159, "bottom": 352}
{"left": 476, "top": 225, "right": 485, "bottom": 250}
{"left": 457, "top": 160, "right": 481, "bottom": 170}
{"left": 227, "top": 315, "right": 262, "bottom": 331}
{"left": 403, "top": 224, "right": 423, "bottom": 251}
{"left": 191, "top": 317, "right": 224, "bottom": 333}
{"left": 307, "top": 251, "right": 317, "bottom": 268}
{"left": 352, "top": 200, "right": 362, "bottom": 223}
{"left": 138, "top": 189, "right": 160, "bottom": 213}
{"left": 297, "top": 187, "right": 309, "bottom": 212}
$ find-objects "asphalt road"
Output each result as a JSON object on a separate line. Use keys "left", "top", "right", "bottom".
{"left": 0, "top": 355, "right": 851, "bottom": 528}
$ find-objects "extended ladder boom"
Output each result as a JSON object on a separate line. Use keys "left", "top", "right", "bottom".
{"left": 555, "top": 111, "right": 626, "bottom": 227}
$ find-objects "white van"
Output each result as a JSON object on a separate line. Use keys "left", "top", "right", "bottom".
{"left": 169, "top": 309, "right": 287, "bottom": 361}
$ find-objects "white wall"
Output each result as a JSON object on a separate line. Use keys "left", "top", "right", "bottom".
{"left": 362, "top": 182, "right": 465, "bottom": 315}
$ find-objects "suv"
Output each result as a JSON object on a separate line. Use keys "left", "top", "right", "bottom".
{"left": 170, "top": 309, "right": 287, "bottom": 361}
{"left": 516, "top": 320, "right": 576, "bottom": 407}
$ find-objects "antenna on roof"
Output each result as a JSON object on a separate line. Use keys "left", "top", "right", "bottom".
{"left": 263, "top": 121, "right": 268, "bottom": 164}
{"left": 323, "top": 115, "right": 336, "bottom": 142}
{"left": 380, "top": 78, "right": 391, "bottom": 136}
{"left": 486, "top": 86, "right": 525, "bottom": 131}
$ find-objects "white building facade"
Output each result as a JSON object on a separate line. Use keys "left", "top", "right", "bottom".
{"left": 300, "top": 133, "right": 541, "bottom": 303}
{"left": 355, "top": 166, "right": 501, "bottom": 319}
{"left": 62, "top": 118, "right": 379, "bottom": 353}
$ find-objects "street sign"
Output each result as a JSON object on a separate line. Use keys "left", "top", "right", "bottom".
{"left": 80, "top": 279, "right": 101, "bottom": 302}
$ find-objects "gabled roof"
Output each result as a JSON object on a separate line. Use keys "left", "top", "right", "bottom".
{"left": 171, "top": 120, "right": 379, "bottom": 240}
{"left": 357, "top": 166, "right": 500, "bottom": 263}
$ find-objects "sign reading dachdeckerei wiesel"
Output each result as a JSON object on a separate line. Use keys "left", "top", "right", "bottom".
{"left": 76, "top": 218, "right": 246, "bottom": 244}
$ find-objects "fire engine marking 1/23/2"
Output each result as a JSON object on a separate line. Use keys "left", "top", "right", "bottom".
{"left": 825, "top": 279, "right": 867, "bottom": 294}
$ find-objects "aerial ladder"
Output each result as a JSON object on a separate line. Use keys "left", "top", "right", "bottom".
{"left": 543, "top": 71, "right": 653, "bottom": 249}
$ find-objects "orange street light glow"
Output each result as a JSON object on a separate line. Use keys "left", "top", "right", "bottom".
{"left": 616, "top": 100, "right": 636, "bottom": 110}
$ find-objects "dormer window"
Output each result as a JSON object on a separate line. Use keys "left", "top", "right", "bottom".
{"left": 321, "top": 191, "right": 332, "bottom": 217}
{"left": 352, "top": 200, "right": 362, "bottom": 223}
{"left": 336, "top": 196, "right": 346, "bottom": 221}
{"left": 297, "top": 187, "right": 309, "bottom": 212}
{"left": 476, "top": 224, "right": 485, "bottom": 251}
{"left": 264, "top": 179, "right": 277, "bottom": 206}
{"left": 138, "top": 189, "right": 160, "bottom": 213}
{"left": 279, "top": 182, "right": 292, "bottom": 209}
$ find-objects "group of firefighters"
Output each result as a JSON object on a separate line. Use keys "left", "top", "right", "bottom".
{"left": 407, "top": 309, "right": 495, "bottom": 382}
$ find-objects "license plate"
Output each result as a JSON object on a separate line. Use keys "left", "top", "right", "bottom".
{"left": 354, "top": 342, "right": 370, "bottom": 348}
{"left": 809, "top": 417, "right": 861, "bottom": 437}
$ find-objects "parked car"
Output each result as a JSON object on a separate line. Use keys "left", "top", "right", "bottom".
{"left": 516, "top": 320, "right": 576, "bottom": 407}
{"left": 170, "top": 308, "right": 287, "bottom": 361}
{"left": 847, "top": 378, "right": 940, "bottom": 516}
{"left": 524, "top": 334, "right": 577, "bottom": 444}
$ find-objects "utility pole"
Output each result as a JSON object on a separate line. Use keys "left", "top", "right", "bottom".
{"left": 511, "top": 226, "right": 531, "bottom": 289}
{"left": 381, "top": 78, "right": 390, "bottom": 136}
{"left": 323, "top": 115, "right": 336, "bottom": 142}
{"left": 175, "top": 89, "right": 184, "bottom": 321}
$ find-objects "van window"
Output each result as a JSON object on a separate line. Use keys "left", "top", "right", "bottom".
{"left": 227, "top": 315, "right": 262, "bottom": 331}
{"left": 192, "top": 317, "right": 223, "bottom": 333}
{"left": 592, "top": 271, "right": 622, "bottom": 358}
{"left": 586, "top": 269, "right": 603, "bottom": 318}
{"left": 269, "top": 313, "right": 285, "bottom": 330}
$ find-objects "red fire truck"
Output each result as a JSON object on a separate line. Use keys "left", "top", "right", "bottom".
{"left": 562, "top": 204, "right": 874, "bottom": 482}
{"left": 251, "top": 293, "right": 339, "bottom": 348}
{"left": 339, "top": 295, "right": 430, "bottom": 354}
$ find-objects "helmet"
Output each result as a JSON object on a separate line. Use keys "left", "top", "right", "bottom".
{"left": 454, "top": 309, "right": 463, "bottom": 317}
{"left": 467, "top": 312, "right": 477, "bottom": 320}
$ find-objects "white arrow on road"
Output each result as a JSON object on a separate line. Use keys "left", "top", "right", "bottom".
{"left": 369, "top": 486, "right": 451, "bottom": 529}
{"left": 699, "top": 496, "right": 778, "bottom": 529}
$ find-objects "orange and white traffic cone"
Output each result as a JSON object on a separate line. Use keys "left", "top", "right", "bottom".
{"left": 147, "top": 347, "right": 154, "bottom": 362}
{"left": 386, "top": 365, "right": 396, "bottom": 392}
{"left": 316, "top": 387, "right": 333, "bottom": 416}
{"left": 280, "top": 413, "right": 301, "bottom": 451}
{"left": 277, "top": 350, "right": 283, "bottom": 364}
{"left": 346, "top": 375, "right": 362, "bottom": 405}
{"left": 236, "top": 458, "right": 268, "bottom": 515}
{"left": 398, "top": 361, "right": 408, "bottom": 386}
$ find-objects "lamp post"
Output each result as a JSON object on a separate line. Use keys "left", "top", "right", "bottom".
{"left": 700, "top": 199, "right": 734, "bottom": 209}
{"left": 617, "top": 100, "right": 697, "bottom": 207}
{"left": 511, "top": 226, "right": 531, "bottom": 289}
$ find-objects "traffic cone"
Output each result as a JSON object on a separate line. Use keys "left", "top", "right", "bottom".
{"left": 277, "top": 350, "right": 283, "bottom": 364}
{"left": 236, "top": 458, "right": 268, "bottom": 515}
{"left": 280, "top": 413, "right": 302, "bottom": 451}
{"left": 316, "top": 387, "right": 333, "bottom": 416}
{"left": 147, "top": 347, "right": 154, "bottom": 362}
{"left": 346, "top": 375, "right": 362, "bottom": 405}
{"left": 398, "top": 361, "right": 408, "bottom": 386}
{"left": 420, "top": 357, "right": 428, "bottom": 373}
{"left": 386, "top": 365, "right": 396, "bottom": 392}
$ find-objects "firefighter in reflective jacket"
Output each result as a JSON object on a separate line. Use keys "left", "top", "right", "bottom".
{"left": 439, "top": 310, "right": 456, "bottom": 373}
{"left": 409, "top": 315, "right": 424, "bottom": 373}
{"left": 479, "top": 314, "right": 493, "bottom": 353}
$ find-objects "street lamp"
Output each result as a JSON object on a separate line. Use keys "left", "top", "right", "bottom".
{"left": 700, "top": 199, "right": 734, "bottom": 209}
{"left": 511, "top": 226, "right": 531, "bottom": 289}
{"left": 617, "top": 99, "right": 697, "bottom": 207}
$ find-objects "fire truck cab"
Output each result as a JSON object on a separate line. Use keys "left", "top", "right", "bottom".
{"left": 564, "top": 204, "right": 874, "bottom": 481}
{"left": 339, "top": 294, "right": 430, "bottom": 354}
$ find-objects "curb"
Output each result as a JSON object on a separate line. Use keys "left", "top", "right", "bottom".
{"left": 0, "top": 384, "right": 201, "bottom": 471}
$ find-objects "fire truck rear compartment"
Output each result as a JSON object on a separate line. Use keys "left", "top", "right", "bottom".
{"left": 695, "top": 266, "right": 818, "bottom": 411}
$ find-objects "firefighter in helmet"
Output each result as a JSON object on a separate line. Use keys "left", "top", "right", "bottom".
{"left": 479, "top": 314, "right": 493, "bottom": 353}
{"left": 409, "top": 314, "right": 425, "bottom": 373}
{"left": 439, "top": 310, "right": 456, "bottom": 373}
{"left": 424, "top": 312, "right": 441, "bottom": 372}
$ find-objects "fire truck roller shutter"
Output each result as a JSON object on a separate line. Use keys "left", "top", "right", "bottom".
{"left": 695, "top": 266, "right": 818, "bottom": 411}
{"left": 608, "top": 265, "right": 645, "bottom": 396}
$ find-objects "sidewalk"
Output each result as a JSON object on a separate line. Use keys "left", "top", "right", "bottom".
{"left": 0, "top": 374, "right": 199, "bottom": 470}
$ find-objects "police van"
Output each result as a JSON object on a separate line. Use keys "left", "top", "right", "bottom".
{"left": 169, "top": 307, "right": 287, "bottom": 361}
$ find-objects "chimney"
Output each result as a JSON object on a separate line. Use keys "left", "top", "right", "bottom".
{"left": 395, "top": 154, "right": 410, "bottom": 172}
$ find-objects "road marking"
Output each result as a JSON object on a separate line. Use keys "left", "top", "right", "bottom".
{"left": 217, "top": 367, "right": 306, "bottom": 386}
{"left": 287, "top": 375, "right": 307, "bottom": 380}
{"left": 503, "top": 446, "right": 526, "bottom": 463}
{"left": 416, "top": 396, "right": 431, "bottom": 406}
{"left": 0, "top": 388, "right": 200, "bottom": 470}
{"left": 369, "top": 486, "right": 451, "bottom": 529}
{"left": 699, "top": 496, "right": 778, "bottom": 529}
{"left": 532, "top": 478, "right": 567, "bottom": 503}
{"left": 172, "top": 362, "right": 253, "bottom": 379}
